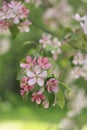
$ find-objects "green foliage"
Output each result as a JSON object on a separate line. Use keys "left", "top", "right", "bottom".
{"left": 10, "top": 25, "right": 19, "bottom": 38}
{"left": 56, "top": 89, "right": 65, "bottom": 109}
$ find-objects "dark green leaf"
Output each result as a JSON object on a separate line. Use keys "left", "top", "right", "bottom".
{"left": 10, "top": 25, "right": 19, "bottom": 38}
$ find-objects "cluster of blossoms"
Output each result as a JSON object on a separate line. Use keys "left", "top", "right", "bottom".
{"left": 43, "top": 0, "right": 72, "bottom": 29}
{"left": 24, "top": 0, "right": 42, "bottom": 8}
{"left": 0, "top": 0, "right": 31, "bottom": 33}
{"left": 70, "top": 51, "right": 87, "bottom": 80}
{"left": 19, "top": 56, "right": 58, "bottom": 108}
{"left": 39, "top": 33, "right": 62, "bottom": 60}
{"left": 74, "top": 13, "right": 87, "bottom": 34}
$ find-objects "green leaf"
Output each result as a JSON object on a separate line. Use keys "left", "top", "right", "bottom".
{"left": 17, "top": 69, "right": 26, "bottom": 80}
{"left": 45, "top": 44, "right": 58, "bottom": 51}
{"left": 59, "top": 81, "right": 70, "bottom": 92}
{"left": 10, "top": 25, "right": 19, "bottom": 38}
{"left": 23, "top": 41, "right": 37, "bottom": 46}
{"left": 56, "top": 89, "right": 65, "bottom": 109}
{"left": 46, "top": 93, "right": 55, "bottom": 107}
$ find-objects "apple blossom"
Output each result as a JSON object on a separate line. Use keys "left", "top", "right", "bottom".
{"left": 46, "top": 78, "right": 58, "bottom": 93}
{"left": 74, "top": 13, "right": 87, "bottom": 34}
{"left": 38, "top": 57, "right": 52, "bottom": 69}
{"left": 31, "top": 92, "right": 45, "bottom": 104}
{"left": 72, "top": 52, "right": 84, "bottom": 65}
{"left": 20, "top": 56, "right": 36, "bottom": 69}
{"left": 26, "top": 65, "right": 48, "bottom": 86}
{"left": 39, "top": 33, "right": 62, "bottom": 60}
{"left": 0, "top": 0, "right": 31, "bottom": 33}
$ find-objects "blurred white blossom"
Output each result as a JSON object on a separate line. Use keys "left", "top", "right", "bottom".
{"left": 74, "top": 13, "right": 87, "bottom": 34}
{"left": 43, "top": 0, "right": 72, "bottom": 29}
{"left": 39, "top": 33, "right": 62, "bottom": 60}
{"left": 24, "top": 0, "right": 42, "bottom": 7}
{"left": 0, "top": 38, "right": 11, "bottom": 55}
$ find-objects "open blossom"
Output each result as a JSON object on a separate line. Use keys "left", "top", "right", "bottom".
{"left": 39, "top": 33, "right": 51, "bottom": 48}
{"left": 20, "top": 56, "right": 36, "bottom": 69}
{"left": 46, "top": 78, "right": 58, "bottom": 93}
{"left": 20, "top": 76, "right": 34, "bottom": 92}
{"left": 74, "top": 13, "right": 87, "bottom": 34}
{"left": 0, "top": 0, "right": 31, "bottom": 32}
{"left": 71, "top": 67, "right": 84, "bottom": 79}
{"left": 26, "top": 65, "right": 47, "bottom": 86}
{"left": 72, "top": 52, "right": 84, "bottom": 65}
{"left": 18, "top": 20, "right": 32, "bottom": 33}
{"left": 51, "top": 38, "right": 62, "bottom": 60}
{"left": 31, "top": 92, "right": 45, "bottom": 104}
{"left": 39, "top": 33, "right": 62, "bottom": 60}
{"left": 38, "top": 57, "right": 52, "bottom": 69}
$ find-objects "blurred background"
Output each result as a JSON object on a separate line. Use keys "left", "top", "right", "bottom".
{"left": 0, "top": 0, "right": 87, "bottom": 130}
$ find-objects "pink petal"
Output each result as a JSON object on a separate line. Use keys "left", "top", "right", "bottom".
{"left": 39, "top": 71, "right": 47, "bottom": 78}
{"left": 36, "top": 97, "right": 41, "bottom": 104}
{"left": 51, "top": 86, "right": 58, "bottom": 93}
{"left": 43, "top": 100, "right": 49, "bottom": 109}
{"left": 26, "top": 56, "right": 32, "bottom": 63}
{"left": 28, "top": 78, "right": 37, "bottom": 85}
{"left": 34, "top": 65, "right": 41, "bottom": 74}
{"left": 47, "top": 86, "right": 51, "bottom": 93}
{"left": 43, "top": 63, "right": 52, "bottom": 69}
{"left": 20, "top": 63, "right": 30, "bottom": 69}
{"left": 26, "top": 70, "right": 35, "bottom": 77}
{"left": 37, "top": 78, "right": 44, "bottom": 86}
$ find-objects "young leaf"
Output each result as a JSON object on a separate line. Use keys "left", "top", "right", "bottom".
{"left": 56, "top": 89, "right": 65, "bottom": 109}
{"left": 59, "top": 81, "right": 70, "bottom": 92}
{"left": 45, "top": 44, "right": 58, "bottom": 51}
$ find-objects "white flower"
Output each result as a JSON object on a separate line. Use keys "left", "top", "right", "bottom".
{"left": 71, "top": 67, "right": 84, "bottom": 79}
{"left": 26, "top": 65, "right": 47, "bottom": 86}
{"left": 72, "top": 52, "right": 84, "bottom": 65}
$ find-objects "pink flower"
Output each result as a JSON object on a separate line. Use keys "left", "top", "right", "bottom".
{"left": 72, "top": 52, "right": 84, "bottom": 65}
{"left": 0, "top": 20, "right": 9, "bottom": 31}
{"left": 0, "top": 4, "right": 10, "bottom": 20}
{"left": 22, "top": 7, "right": 29, "bottom": 16}
{"left": 20, "top": 89, "right": 25, "bottom": 96}
{"left": 46, "top": 78, "right": 58, "bottom": 93}
{"left": 38, "top": 57, "right": 52, "bottom": 69}
{"left": 26, "top": 65, "right": 48, "bottom": 86}
{"left": 20, "top": 56, "right": 36, "bottom": 69}
{"left": 8, "top": 0, "right": 29, "bottom": 24}
{"left": 20, "top": 76, "right": 34, "bottom": 92}
{"left": 39, "top": 33, "right": 51, "bottom": 48}
{"left": 42, "top": 100, "right": 49, "bottom": 108}
{"left": 18, "top": 20, "right": 32, "bottom": 32}
{"left": 31, "top": 92, "right": 45, "bottom": 104}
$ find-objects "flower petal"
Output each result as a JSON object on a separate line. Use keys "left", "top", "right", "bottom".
{"left": 38, "top": 78, "right": 44, "bottom": 86}
{"left": 39, "top": 71, "right": 47, "bottom": 78}
{"left": 26, "top": 70, "right": 35, "bottom": 77}
{"left": 28, "top": 78, "right": 37, "bottom": 85}
{"left": 34, "top": 65, "right": 41, "bottom": 74}
{"left": 36, "top": 97, "right": 41, "bottom": 104}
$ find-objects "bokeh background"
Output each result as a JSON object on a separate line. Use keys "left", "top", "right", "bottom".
{"left": 0, "top": 0, "right": 87, "bottom": 130}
